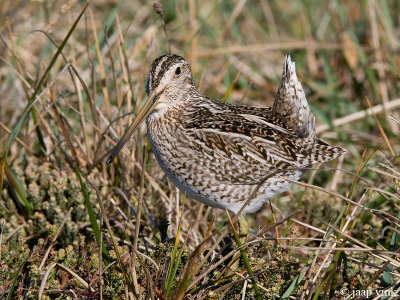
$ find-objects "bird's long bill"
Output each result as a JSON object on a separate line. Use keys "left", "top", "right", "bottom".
{"left": 106, "top": 91, "right": 159, "bottom": 164}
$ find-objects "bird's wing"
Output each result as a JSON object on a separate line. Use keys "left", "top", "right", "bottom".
{"left": 184, "top": 112, "right": 299, "bottom": 165}
{"left": 179, "top": 106, "right": 300, "bottom": 184}
{"left": 181, "top": 102, "right": 344, "bottom": 184}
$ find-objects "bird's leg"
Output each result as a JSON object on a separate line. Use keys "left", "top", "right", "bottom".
{"left": 238, "top": 215, "right": 249, "bottom": 243}
{"left": 226, "top": 212, "right": 246, "bottom": 272}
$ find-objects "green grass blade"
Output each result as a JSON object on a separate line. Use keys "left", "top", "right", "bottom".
{"left": 281, "top": 266, "right": 308, "bottom": 299}
{"left": 74, "top": 165, "right": 108, "bottom": 257}
{"left": 165, "top": 218, "right": 182, "bottom": 298}
{"left": 167, "top": 244, "right": 186, "bottom": 299}
{"left": 4, "top": 162, "right": 33, "bottom": 215}
{"left": 6, "top": 259, "right": 27, "bottom": 300}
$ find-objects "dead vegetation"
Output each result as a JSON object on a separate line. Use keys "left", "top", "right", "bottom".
{"left": 1, "top": 1, "right": 400, "bottom": 299}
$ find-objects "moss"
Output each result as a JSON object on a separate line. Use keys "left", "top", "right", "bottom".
{"left": 0, "top": 233, "right": 30, "bottom": 292}
{"left": 1, "top": 157, "right": 105, "bottom": 245}
{"left": 0, "top": 237, "right": 126, "bottom": 299}
{"left": 216, "top": 240, "right": 303, "bottom": 299}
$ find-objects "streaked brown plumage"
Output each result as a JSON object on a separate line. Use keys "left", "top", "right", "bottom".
{"left": 107, "top": 54, "right": 345, "bottom": 214}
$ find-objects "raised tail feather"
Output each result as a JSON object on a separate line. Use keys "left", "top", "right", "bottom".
{"left": 273, "top": 55, "right": 316, "bottom": 141}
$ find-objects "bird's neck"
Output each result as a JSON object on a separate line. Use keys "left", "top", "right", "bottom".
{"left": 148, "top": 85, "right": 197, "bottom": 120}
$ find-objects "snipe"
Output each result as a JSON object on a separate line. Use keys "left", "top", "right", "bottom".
{"left": 107, "top": 54, "right": 345, "bottom": 214}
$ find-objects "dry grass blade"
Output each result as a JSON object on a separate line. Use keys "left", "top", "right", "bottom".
{"left": 280, "top": 175, "right": 398, "bottom": 223}
{"left": 131, "top": 147, "right": 146, "bottom": 294}
{"left": 88, "top": 176, "right": 137, "bottom": 296}
{"left": 365, "top": 96, "right": 394, "bottom": 155}
{"left": 173, "top": 231, "right": 210, "bottom": 300}
{"left": 316, "top": 98, "right": 400, "bottom": 133}
{"left": 38, "top": 208, "right": 73, "bottom": 271}
{"left": 89, "top": 7, "right": 111, "bottom": 116}
{"left": 197, "top": 41, "right": 351, "bottom": 57}
{"left": 39, "top": 263, "right": 95, "bottom": 299}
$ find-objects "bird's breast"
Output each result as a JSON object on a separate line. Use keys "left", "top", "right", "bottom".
{"left": 146, "top": 113, "right": 216, "bottom": 204}
{"left": 146, "top": 112, "right": 187, "bottom": 173}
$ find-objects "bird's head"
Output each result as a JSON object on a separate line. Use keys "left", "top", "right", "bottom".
{"left": 106, "top": 54, "right": 194, "bottom": 164}
{"left": 145, "top": 54, "right": 194, "bottom": 97}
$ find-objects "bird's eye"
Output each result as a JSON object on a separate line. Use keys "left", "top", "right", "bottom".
{"left": 175, "top": 67, "right": 181, "bottom": 76}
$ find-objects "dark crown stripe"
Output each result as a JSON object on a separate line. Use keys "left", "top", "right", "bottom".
{"left": 151, "top": 55, "right": 185, "bottom": 92}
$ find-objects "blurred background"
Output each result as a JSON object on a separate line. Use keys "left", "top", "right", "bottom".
{"left": 1, "top": 1, "right": 400, "bottom": 299}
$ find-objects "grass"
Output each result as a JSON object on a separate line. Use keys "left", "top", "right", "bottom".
{"left": 1, "top": 0, "right": 400, "bottom": 299}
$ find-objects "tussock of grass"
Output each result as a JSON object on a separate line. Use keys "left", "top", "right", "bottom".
{"left": 1, "top": 1, "right": 400, "bottom": 299}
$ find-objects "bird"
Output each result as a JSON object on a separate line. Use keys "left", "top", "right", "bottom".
{"left": 106, "top": 54, "right": 345, "bottom": 214}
